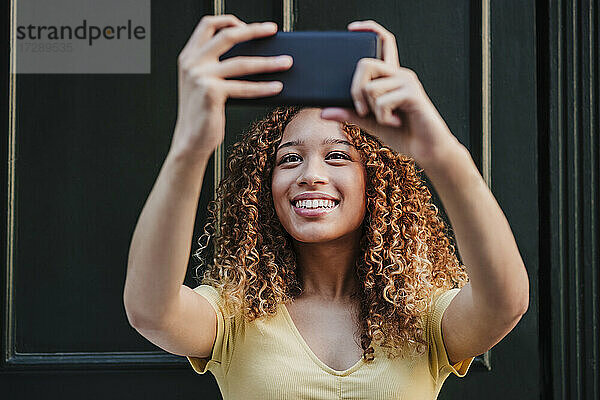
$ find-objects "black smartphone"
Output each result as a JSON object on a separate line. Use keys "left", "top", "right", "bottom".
{"left": 219, "top": 31, "right": 382, "bottom": 107}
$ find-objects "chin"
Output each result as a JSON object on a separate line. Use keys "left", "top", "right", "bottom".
{"left": 286, "top": 227, "right": 348, "bottom": 244}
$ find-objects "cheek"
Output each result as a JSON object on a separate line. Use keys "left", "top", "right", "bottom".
{"left": 271, "top": 175, "right": 288, "bottom": 211}
{"left": 343, "top": 170, "right": 367, "bottom": 200}
{"left": 349, "top": 170, "right": 367, "bottom": 216}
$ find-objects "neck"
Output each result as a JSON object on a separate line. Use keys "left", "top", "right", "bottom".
{"left": 292, "top": 229, "right": 362, "bottom": 302}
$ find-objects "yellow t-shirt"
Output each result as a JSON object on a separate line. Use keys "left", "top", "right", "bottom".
{"left": 186, "top": 285, "right": 474, "bottom": 399}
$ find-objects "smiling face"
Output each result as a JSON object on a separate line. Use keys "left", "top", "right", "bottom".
{"left": 271, "top": 108, "right": 367, "bottom": 244}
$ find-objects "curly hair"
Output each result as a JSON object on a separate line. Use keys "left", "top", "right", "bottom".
{"left": 193, "top": 105, "right": 469, "bottom": 362}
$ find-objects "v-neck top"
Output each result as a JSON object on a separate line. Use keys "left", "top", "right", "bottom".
{"left": 279, "top": 302, "right": 366, "bottom": 376}
{"left": 186, "top": 285, "right": 474, "bottom": 400}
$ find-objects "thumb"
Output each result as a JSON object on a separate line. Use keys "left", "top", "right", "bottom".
{"left": 320, "top": 107, "right": 379, "bottom": 133}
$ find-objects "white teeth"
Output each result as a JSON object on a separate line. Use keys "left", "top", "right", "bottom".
{"left": 294, "top": 199, "right": 337, "bottom": 209}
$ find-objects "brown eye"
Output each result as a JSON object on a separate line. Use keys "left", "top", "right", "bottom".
{"left": 328, "top": 152, "right": 350, "bottom": 160}
{"left": 279, "top": 154, "right": 301, "bottom": 164}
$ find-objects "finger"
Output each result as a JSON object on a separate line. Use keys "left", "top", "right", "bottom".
{"left": 351, "top": 58, "right": 397, "bottom": 117}
{"left": 347, "top": 20, "right": 400, "bottom": 67}
{"left": 320, "top": 107, "right": 381, "bottom": 134}
{"left": 223, "top": 79, "right": 283, "bottom": 98}
{"left": 373, "top": 88, "right": 413, "bottom": 126}
{"left": 350, "top": 60, "right": 369, "bottom": 116}
{"left": 204, "top": 21, "right": 278, "bottom": 58}
{"left": 364, "top": 75, "right": 407, "bottom": 95}
{"left": 210, "top": 55, "right": 293, "bottom": 78}
{"left": 185, "top": 14, "right": 245, "bottom": 52}
{"left": 362, "top": 74, "right": 408, "bottom": 119}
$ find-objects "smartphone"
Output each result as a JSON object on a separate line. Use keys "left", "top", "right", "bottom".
{"left": 219, "top": 31, "right": 382, "bottom": 107}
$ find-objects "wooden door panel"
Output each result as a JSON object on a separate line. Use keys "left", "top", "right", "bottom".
{"left": 3, "top": 0, "right": 571, "bottom": 399}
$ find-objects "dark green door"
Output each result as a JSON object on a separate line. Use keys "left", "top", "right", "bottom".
{"left": 2, "top": 1, "right": 598, "bottom": 399}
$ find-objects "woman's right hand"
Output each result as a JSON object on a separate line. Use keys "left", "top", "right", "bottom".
{"left": 170, "top": 14, "right": 293, "bottom": 162}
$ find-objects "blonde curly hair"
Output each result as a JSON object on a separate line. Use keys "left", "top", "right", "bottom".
{"left": 193, "top": 105, "right": 469, "bottom": 362}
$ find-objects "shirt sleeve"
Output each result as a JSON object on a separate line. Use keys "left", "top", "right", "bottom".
{"left": 185, "top": 284, "right": 238, "bottom": 376}
{"left": 427, "top": 288, "right": 475, "bottom": 381}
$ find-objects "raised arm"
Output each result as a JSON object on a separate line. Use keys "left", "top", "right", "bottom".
{"left": 123, "top": 15, "right": 292, "bottom": 357}
{"left": 319, "top": 19, "right": 529, "bottom": 365}
{"left": 419, "top": 142, "right": 529, "bottom": 364}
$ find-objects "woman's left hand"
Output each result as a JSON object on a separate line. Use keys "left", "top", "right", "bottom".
{"left": 320, "top": 20, "right": 463, "bottom": 169}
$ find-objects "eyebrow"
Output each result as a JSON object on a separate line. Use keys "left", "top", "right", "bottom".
{"left": 276, "top": 137, "right": 355, "bottom": 154}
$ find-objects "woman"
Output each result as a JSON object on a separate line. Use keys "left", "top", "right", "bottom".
{"left": 123, "top": 14, "right": 530, "bottom": 400}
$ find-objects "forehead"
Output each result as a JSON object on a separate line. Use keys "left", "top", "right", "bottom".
{"left": 283, "top": 108, "right": 347, "bottom": 139}
{"left": 278, "top": 108, "right": 353, "bottom": 150}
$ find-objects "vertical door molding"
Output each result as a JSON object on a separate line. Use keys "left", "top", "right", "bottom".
{"left": 2, "top": 0, "right": 216, "bottom": 370}
{"left": 542, "top": 0, "right": 599, "bottom": 399}
{"left": 480, "top": 0, "right": 492, "bottom": 370}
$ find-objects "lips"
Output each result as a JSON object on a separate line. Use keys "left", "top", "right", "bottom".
{"left": 290, "top": 192, "right": 340, "bottom": 202}
{"left": 291, "top": 200, "right": 340, "bottom": 217}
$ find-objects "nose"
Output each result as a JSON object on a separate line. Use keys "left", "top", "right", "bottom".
{"left": 296, "top": 157, "right": 328, "bottom": 186}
